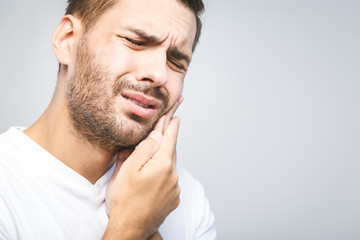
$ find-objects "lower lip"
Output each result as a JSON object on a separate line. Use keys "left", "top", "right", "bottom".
{"left": 122, "top": 97, "right": 157, "bottom": 119}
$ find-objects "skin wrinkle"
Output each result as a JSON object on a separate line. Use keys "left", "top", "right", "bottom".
{"left": 66, "top": 35, "right": 169, "bottom": 152}
{"left": 113, "top": 0, "right": 195, "bottom": 52}
{"left": 125, "top": 27, "right": 164, "bottom": 44}
{"left": 122, "top": 27, "right": 191, "bottom": 69}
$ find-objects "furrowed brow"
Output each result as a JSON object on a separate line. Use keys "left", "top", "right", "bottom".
{"left": 168, "top": 48, "right": 191, "bottom": 65}
{"left": 125, "top": 27, "right": 191, "bottom": 65}
{"left": 126, "top": 27, "right": 162, "bottom": 43}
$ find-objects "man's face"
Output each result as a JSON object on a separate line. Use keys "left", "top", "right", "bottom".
{"left": 66, "top": 0, "right": 197, "bottom": 151}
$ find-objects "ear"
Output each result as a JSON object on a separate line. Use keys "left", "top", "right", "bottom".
{"left": 52, "top": 15, "right": 82, "bottom": 67}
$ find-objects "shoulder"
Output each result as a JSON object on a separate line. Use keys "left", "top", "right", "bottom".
{"left": 0, "top": 129, "right": 19, "bottom": 240}
{"left": 177, "top": 167, "right": 207, "bottom": 205}
{"left": 0, "top": 127, "right": 26, "bottom": 162}
{"left": 0, "top": 128, "right": 27, "bottom": 182}
{"left": 177, "top": 167, "right": 208, "bottom": 202}
{"left": 0, "top": 128, "right": 19, "bottom": 179}
{"left": 0, "top": 127, "right": 36, "bottom": 205}
{"left": 0, "top": 128, "right": 14, "bottom": 155}
{"left": 177, "top": 167, "right": 199, "bottom": 188}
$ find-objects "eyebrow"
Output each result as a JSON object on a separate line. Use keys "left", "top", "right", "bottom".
{"left": 126, "top": 27, "right": 162, "bottom": 43}
{"left": 126, "top": 27, "right": 191, "bottom": 66}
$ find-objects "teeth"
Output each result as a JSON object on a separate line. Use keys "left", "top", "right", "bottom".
{"left": 129, "top": 98, "right": 152, "bottom": 108}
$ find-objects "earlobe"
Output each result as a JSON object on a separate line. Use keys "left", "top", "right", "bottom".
{"left": 52, "top": 15, "right": 82, "bottom": 66}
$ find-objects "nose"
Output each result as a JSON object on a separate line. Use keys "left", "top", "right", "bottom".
{"left": 135, "top": 49, "right": 168, "bottom": 87}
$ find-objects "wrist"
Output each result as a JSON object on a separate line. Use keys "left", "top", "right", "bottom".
{"left": 103, "top": 218, "right": 146, "bottom": 240}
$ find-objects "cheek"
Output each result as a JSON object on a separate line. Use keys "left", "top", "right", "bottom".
{"left": 94, "top": 44, "right": 134, "bottom": 76}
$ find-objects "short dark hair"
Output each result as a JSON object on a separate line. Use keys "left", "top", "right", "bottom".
{"left": 65, "top": 0, "right": 204, "bottom": 51}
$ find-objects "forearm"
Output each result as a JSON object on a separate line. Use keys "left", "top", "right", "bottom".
{"left": 103, "top": 209, "right": 161, "bottom": 240}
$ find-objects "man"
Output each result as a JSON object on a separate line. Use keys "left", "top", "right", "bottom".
{"left": 0, "top": 0, "right": 216, "bottom": 239}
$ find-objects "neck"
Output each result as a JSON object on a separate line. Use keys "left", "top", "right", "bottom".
{"left": 24, "top": 81, "right": 116, "bottom": 184}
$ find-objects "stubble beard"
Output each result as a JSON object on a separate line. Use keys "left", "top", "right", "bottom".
{"left": 65, "top": 36, "right": 168, "bottom": 152}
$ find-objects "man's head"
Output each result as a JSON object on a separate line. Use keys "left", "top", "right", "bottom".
{"left": 53, "top": 0, "right": 203, "bottom": 152}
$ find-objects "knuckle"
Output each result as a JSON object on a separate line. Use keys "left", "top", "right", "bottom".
{"left": 175, "top": 184, "right": 181, "bottom": 197}
{"left": 174, "top": 196, "right": 180, "bottom": 209}
{"left": 171, "top": 172, "right": 179, "bottom": 185}
{"left": 160, "top": 160, "right": 173, "bottom": 174}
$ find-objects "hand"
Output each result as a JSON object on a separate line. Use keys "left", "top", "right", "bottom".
{"left": 103, "top": 97, "right": 183, "bottom": 240}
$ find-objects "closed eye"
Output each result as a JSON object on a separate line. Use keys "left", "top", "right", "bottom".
{"left": 125, "top": 37, "right": 145, "bottom": 46}
{"left": 168, "top": 57, "right": 185, "bottom": 71}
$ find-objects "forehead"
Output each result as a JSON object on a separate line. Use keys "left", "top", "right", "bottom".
{"left": 98, "top": 0, "right": 197, "bottom": 51}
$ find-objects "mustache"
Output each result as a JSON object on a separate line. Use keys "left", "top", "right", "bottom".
{"left": 113, "top": 77, "right": 169, "bottom": 109}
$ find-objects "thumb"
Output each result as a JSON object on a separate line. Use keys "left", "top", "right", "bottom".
{"left": 115, "top": 148, "right": 134, "bottom": 174}
{"left": 106, "top": 148, "right": 134, "bottom": 216}
{"left": 108, "top": 148, "right": 135, "bottom": 184}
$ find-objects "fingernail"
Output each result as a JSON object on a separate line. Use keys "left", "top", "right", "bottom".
{"left": 148, "top": 130, "right": 162, "bottom": 142}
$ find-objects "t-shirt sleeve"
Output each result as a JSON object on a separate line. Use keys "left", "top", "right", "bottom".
{"left": 0, "top": 165, "right": 16, "bottom": 240}
{"left": 194, "top": 180, "right": 217, "bottom": 240}
{"left": 0, "top": 222, "right": 10, "bottom": 240}
{"left": 178, "top": 168, "right": 217, "bottom": 240}
{"left": 0, "top": 211, "right": 11, "bottom": 240}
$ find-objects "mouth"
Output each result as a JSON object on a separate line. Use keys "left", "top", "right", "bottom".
{"left": 121, "top": 91, "right": 162, "bottom": 119}
{"left": 124, "top": 97, "right": 154, "bottom": 109}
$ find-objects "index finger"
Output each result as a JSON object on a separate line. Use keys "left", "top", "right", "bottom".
{"left": 123, "top": 129, "right": 163, "bottom": 171}
{"left": 153, "top": 117, "right": 181, "bottom": 162}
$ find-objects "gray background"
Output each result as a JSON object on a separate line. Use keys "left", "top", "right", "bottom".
{"left": 0, "top": 0, "right": 359, "bottom": 239}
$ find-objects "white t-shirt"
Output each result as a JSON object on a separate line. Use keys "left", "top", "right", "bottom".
{"left": 0, "top": 127, "right": 216, "bottom": 240}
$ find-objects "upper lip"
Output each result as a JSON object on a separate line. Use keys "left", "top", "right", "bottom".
{"left": 121, "top": 91, "right": 162, "bottom": 109}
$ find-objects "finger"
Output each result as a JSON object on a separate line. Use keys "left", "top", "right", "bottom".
{"left": 154, "top": 117, "right": 180, "bottom": 161}
{"left": 125, "top": 129, "right": 163, "bottom": 171}
{"left": 163, "top": 96, "right": 184, "bottom": 131}
{"left": 111, "top": 148, "right": 134, "bottom": 177}
{"left": 153, "top": 115, "right": 166, "bottom": 133}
